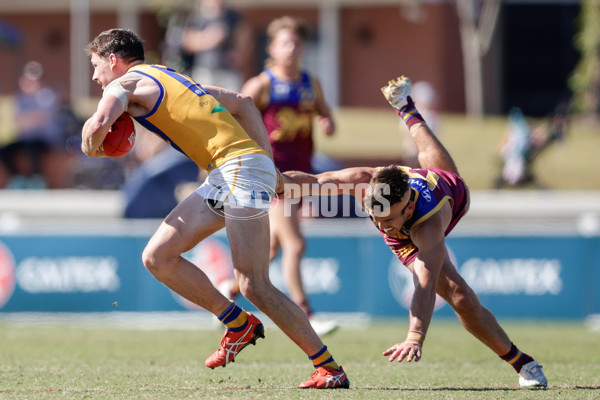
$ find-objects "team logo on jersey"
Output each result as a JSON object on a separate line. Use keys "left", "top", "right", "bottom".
{"left": 0, "top": 241, "right": 16, "bottom": 309}
{"left": 211, "top": 104, "right": 227, "bottom": 113}
{"left": 421, "top": 188, "right": 432, "bottom": 202}
{"left": 272, "top": 81, "right": 291, "bottom": 99}
{"left": 409, "top": 178, "right": 432, "bottom": 202}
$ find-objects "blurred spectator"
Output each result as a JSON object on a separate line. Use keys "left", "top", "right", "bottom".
{"left": 159, "top": 2, "right": 195, "bottom": 75}
{"left": 497, "top": 107, "right": 531, "bottom": 187}
{"left": 179, "top": 0, "right": 255, "bottom": 90}
{"left": 494, "top": 104, "right": 569, "bottom": 188}
{"left": 401, "top": 81, "right": 441, "bottom": 168}
{"left": 0, "top": 61, "right": 62, "bottom": 188}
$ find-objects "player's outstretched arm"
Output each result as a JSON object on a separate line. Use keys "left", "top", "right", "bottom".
{"left": 382, "top": 211, "right": 447, "bottom": 364}
{"left": 281, "top": 167, "right": 376, "bottom": 200}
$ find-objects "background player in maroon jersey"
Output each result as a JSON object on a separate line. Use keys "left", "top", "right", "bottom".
{"left": 276, "top": 76, "right": 547, "bottom": 388}
{"left": 242, "top": 16, "right": 337, "bottom": 336}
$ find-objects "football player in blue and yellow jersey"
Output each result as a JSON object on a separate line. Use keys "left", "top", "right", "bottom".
{"left": 279, "top": 76, "right": 547, "bottom": 388}
{"left": 81, "top": 28, "right": 348, "bottom": 389}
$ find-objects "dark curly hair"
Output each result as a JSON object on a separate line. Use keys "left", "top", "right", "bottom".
{"left": 363, "top": 165, "right": 410, "bottom": 212}
{"left": 86, "top": 28, "right": 145, "bottom": 63}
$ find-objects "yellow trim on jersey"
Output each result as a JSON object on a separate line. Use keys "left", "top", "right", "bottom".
{"left": 129, "top": 64, "right": 266, "bottom": 170}
{"left": 395, "top": 166, "right": 452, "bottom": 228}
{"left": 397, "top": 166, "right": 440, "bottom": 189}
{"left": 393, "top": 243, "right": 416, "bottom": 259}
{"left": 412, "top": 195, "right": 452, "bottom": 227}
{"left": 425, "top": 170, "right": 440, "bottom": 190}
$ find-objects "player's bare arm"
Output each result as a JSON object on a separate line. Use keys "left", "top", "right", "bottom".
{"left": 82, "top": 74, "right": 155, "bottom": 157}
{"left": 281, "top": 167, "right": 376, "bottom": 199}
{"left": 81, "top": 94, "right": 127, "bottom": 157}
{"left": 313, "top": 79, "right": 335, "bottom": 136}
{"left": 124, "top": 77, "right": 161, "bottom": 117}
{"left": 240, "top": 75, "right": 267, "bottom": 108}
{"left": 207, "top": 85, "right": 274, "bottom": 160}
{"left": 383, "top": 204, "right": 450, "bottom": 363}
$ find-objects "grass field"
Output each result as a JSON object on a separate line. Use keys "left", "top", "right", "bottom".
{"left": 1, "top": 318, "right": 598, "bottom": 399}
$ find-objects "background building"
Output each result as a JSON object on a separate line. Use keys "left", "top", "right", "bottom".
{"left": 0, "top": 0, "right": 580, "bottom": 117}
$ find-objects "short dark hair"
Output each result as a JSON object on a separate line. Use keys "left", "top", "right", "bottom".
{"left": 86, "top": 28, "right": 145, "bottom": 63}
{"left": 363, "top": 165, "right": 410, "bottom": 211}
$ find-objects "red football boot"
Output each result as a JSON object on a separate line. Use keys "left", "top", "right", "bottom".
{"left": 299, "top": 365, "right": 350, "bottom": 389}
{"left": 205, "top": 312, "right": 265, "bottom": 368}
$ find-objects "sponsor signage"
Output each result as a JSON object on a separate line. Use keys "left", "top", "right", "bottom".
{"left": 0, "top": 241, "right": 16, "bottom": 308}
{"left": 0, "top": 233, "right": 597, "bottom": 318}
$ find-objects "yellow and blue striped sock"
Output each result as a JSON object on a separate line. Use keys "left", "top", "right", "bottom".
{"left": 218, "top": 301, "right": 248, "bottom": 332}
{"left": 309, "top": 346, "right": 339, "bottom": 370}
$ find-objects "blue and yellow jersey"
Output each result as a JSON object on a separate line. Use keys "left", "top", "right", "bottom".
{"left": 374, "top": 166, "right": 470, "bottom": 266}
{"left": 128, "top": 64, "right": 266, "bottom": 170}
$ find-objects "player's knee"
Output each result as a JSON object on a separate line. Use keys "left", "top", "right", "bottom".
{"left": 141, "top": 245, "right": 159, "bottom": 275}
{"left": 238, "top": 279, "right": 258, "bottom": 302}
{"left": 141, "top": 243, "right": 175, "bottom": 279}
{"left": 237, "top": 275, "right": 270, "bottom": 307}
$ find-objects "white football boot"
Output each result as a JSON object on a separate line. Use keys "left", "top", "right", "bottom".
{"left": 381, "top": 75, "right": 413, "bottom": 111}
{"left": 518, "top": 360, "right": 548, "bottom": 388}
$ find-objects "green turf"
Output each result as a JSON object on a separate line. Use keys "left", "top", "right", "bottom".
{"left": 0, "top": 318, "right": 598, "bottom": 399}
{"left": 314, "top": 109, "right": 600, "bottom": 190}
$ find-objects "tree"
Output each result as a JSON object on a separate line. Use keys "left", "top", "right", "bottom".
{"left": 569, "top": 0, "right": 600, "bottom": 118}
{"left": 456, "top": 0, "right": 501, "bottom": 118}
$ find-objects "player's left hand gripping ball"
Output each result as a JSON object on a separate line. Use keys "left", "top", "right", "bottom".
{"left": 97, "top": 113, "right": 136, "bottom": 157}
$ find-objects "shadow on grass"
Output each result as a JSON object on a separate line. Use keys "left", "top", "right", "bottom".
{"left": 1, "top": 385, "right": 598, "bottom": 394}
{"left": 360, "top": 385, "right": 599, "bottom": 391}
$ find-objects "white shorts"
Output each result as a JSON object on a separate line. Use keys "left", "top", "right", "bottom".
{"left": 195, "top": 154, "right": 276, "bottom": 211}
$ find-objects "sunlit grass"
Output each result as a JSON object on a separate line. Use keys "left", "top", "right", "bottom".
{"left": 0, "top": 318, "right": 598, "bottom": 399}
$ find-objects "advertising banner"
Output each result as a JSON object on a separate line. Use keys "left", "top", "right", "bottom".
{"left": 0, "top": 228, "right": 598, "bottom": 318}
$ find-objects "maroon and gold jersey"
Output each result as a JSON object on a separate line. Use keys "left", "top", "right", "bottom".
{"left": 375, "top": 166, "right": 470, "bottom": 266}
{"left": 255, "top": 69, "right": 322, "bottom": 172}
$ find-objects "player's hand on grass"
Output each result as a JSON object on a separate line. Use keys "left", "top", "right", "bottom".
{"left": 383, "top": 341, "right": 422, "bottom": 363}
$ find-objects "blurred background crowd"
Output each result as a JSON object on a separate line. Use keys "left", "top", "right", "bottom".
{"left": 0, "top": 0, "right": 597, "bottom": 216}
